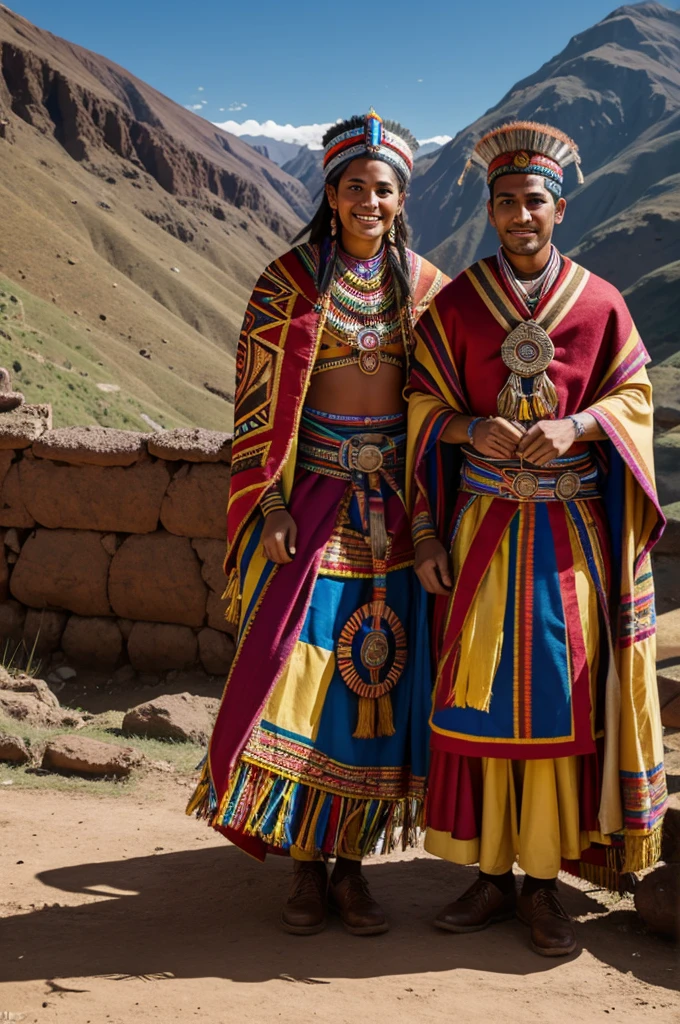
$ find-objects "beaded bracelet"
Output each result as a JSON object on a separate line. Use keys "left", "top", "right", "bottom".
{"left": 567, "top": 415, "right": 585, "bottom": 440}
{"left": 467, "top": 417, "right": 485, "bottom": 446}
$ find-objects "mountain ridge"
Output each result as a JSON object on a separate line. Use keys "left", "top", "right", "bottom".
{"left": 406, "top": 1, "right": 680, "bottom": 364}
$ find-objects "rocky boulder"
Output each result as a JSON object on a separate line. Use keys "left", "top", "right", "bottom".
{"left": 31, "top": 426, "right": 146, "bottom": 466}
{"left": 0, "top": 732, "right": 30, "bottom": 763}
{"left": 0, "top": 403, "right": 51, "bottom": 449}
{"left": 109, "top": 532, "right": 206, "bottom": 626}
{"left": 10, "top": 528, "right": 112, "bottom": 616}
{"left": 19, "top": 456, "right": 170, "bottom": 533}
{"left": 22, "top": 608, "right": 68, "bottom": 656}
{"left": 0, "top": 670, "right": 84, "bottom": 729}
{"left": 634, "top": 863, "right": 680, "bottom": 940}
{"left": 147, "top": 427, "right": 231, "bottom": 463}
{"left": 0, "top": 462, "right": 35, "bottom": 528}
{"left": 197, "top": 627, "right": 234, "bottom": 676}
{"left": 127, "top": 622, "right": 197, "bottom": 672}
{"left": 122, "top": 692, "right": 217, "bottom": 744}
{"left": 61, "top": 616, "right": 123, "bottom": 669}
{"left": 42, "top": 736, "right": 140, "bottom": 777}
{"left": 160, "top": 462, "right": 230, "bottom": 539}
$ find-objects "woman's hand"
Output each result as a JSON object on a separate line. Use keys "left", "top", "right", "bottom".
{"left": 472, "top": 417, "right": 525, "bottom": 459}
{"left": 262, "top": 510, "right": 298, "bottom": 564}
{"left": 515, "top": 419, "right": 578, "bottom": 466}
{"left": 415, "top": 538, "right": 452, "bottom": 596}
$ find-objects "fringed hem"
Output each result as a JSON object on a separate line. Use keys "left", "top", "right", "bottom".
{"left": 561, "top": 823, "right": 664, "bottom": 893}
{"left": 187, "top": 758, "right": 424, "bottom": 859}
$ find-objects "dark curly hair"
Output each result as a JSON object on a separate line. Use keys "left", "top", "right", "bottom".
{"left": 292, "top": 116, "right": 419, "bottom": 304}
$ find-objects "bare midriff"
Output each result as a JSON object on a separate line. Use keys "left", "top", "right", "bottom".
{"left": 304, "top": 351, "right": 406, "bottom": 417}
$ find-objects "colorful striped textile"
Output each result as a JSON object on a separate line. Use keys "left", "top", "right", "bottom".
{"left": 188, "top": 410, "right": 431, "bottom": 860}
{"left": 406, "top": 252, "right": 667, "bottom": 884}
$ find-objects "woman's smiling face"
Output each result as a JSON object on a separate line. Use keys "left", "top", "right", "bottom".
{"left": 326, "top": 157, "right": 404, "bottom": 255}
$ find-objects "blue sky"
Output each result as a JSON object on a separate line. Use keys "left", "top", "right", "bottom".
{"left": 8, "top": 1, "right": 680, "bottom": 143}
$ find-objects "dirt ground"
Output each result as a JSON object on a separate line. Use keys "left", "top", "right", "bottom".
{"left": 0, "top": 771, "right": 678, "bottom": 1024}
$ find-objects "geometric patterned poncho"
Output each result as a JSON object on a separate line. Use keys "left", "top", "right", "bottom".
{"left": 406, "top": 253, "right": 667, "bottom": 878}
{"left": 225, "top": 241, "right": 446, "bottom": 587}
{"left": 193, "top": 241, "right": 446, "bottom": 824}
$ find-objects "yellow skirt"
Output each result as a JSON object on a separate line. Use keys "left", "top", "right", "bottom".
{"left": 425, "top": 755, "right": 610, "bottom": 879}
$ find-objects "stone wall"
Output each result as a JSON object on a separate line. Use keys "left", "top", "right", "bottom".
{"left": 0, "top": 407, "right": 235, "bottom": 679}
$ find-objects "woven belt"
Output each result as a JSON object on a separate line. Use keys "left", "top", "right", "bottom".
{"left": 460, "top": 448, "right": 600, "bottom": 502}
{"left": 298, "top": 431, "right": 405, "bottom": 480}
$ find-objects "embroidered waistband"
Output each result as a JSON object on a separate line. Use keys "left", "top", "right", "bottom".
{"left": 460, "top": 448, "right": 601, "bottom": 502}
{"left": 299, "top": 408, "right": 405, "bottom": 480}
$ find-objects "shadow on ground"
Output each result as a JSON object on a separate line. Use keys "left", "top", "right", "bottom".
{"left": 1, "top": 848, "right": 676, "bottom": 990}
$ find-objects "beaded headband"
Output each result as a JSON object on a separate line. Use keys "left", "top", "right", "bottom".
{"left": 458, "top": 121, "right": 584, "bottom": 197}
{"left": 323, "top": 110, "right": 415, "bottom": 182}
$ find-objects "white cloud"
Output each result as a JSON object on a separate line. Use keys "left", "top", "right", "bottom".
{"left": 213, "top": 118, "right": 452, "bottom": 153}
{"left": 228, "top": 102, "right": 248, "bottom": 112}
{"left": 197, "top": 86, "right": 205, "bottom": 92}
{"left": 186, "top": 104, "right": 204, "bottom": 111}
{"left": 418, "top": 135, "right": 452, "bottom": 147}
{"left": 213, "top": 118, "right": 334, "bottom": 150}
{"left": 417, "top": 78, "right": 423, "bottom": 83}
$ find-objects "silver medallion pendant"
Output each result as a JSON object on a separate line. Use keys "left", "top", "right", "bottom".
{"left": 501, "top": 321, "right": 555, "bottom": 377}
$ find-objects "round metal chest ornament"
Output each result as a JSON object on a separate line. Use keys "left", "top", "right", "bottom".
{"left": 501, "top": 321, "right": 555, "bottom": 377}
{"left": 512, "top": 471, "right": 540, "bottom": 499}
{"left": 555, "top": 471, "right": 581, "bottom": 500}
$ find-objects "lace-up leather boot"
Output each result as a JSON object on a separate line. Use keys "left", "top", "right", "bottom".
{"left": 329, "top": 872, "right": 389, "bottom": 935}
{"left": 517, "top": 886, "right": 577, "bottom": 956}
{"left": 434, "top": 876, "right": 517, "bottom": 933}
{"left": 280, "top": 860, "right": 328, "bottom": 935}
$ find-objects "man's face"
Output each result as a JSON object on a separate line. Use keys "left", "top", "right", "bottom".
{"left": 487, "top": 174, "right": 566, "bottom": 257}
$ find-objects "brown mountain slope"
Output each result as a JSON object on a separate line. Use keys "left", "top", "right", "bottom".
{"left": 0, "top": 3, "right": 312, "bottom": 431}
{"left": 407, "top": 2, "right": 680, "bottom": 364}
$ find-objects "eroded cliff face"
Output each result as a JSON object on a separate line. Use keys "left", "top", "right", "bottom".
{"left": 0, "top": 35, "right": 311, "bottom": 238}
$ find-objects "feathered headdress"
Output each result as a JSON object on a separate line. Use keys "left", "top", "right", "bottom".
{"left": 458, "top": 121, "right": 584, "bottom": 196}
{"left": 323, "top": 110, "right": 418, "bottom": 182}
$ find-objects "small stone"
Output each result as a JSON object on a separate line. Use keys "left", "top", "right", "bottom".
{"left": 4, "top": 527, "right": 21, "bottom": 554}
{"left": 55, "top": 666, "right": 77, "bottom": 681}
{"left": 101, "top": 533, "right": 118, "bottom": 557}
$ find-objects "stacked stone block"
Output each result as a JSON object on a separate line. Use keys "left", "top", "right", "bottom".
{"left": 0, "top": 410, "right": 235, "bottom": 677}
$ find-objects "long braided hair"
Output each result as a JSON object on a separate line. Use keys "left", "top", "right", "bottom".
{"left": 292, "top": 116, "right": 419, "bottom": 308}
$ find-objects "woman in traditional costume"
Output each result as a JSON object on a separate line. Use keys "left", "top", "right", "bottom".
{"left": 187, "top": 111, "right": 447, "bottom": 935}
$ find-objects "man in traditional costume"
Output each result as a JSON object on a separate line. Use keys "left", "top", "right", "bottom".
{"left": 188, "top": 112, "right": 447, "bottom": 935}
{"left": 407, "top": 122, "right": 667, "bottom": 956}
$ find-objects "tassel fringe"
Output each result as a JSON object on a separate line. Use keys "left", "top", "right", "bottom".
{"left": 221, "top": 568, "right": 241, "bottom": 626}
{"left": 352, "top": 694, "right": 396, "bottom": 739}
{"left": 187, "top": 758, "right": 424, "bottom": 858}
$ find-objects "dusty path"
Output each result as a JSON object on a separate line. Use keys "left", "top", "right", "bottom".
{"left": 0, "top": 776, "right": 678, "bottom": 1024}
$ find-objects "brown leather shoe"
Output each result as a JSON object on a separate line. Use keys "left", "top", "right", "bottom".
{"left": 280, "top": 861, "right": 328, "bottom": 935}
{"left": 517, "top": 887, "right": 577, "bottom": 957}
{"left": 329, "top": 872, "right": 389, "bottom": 936}
{"left": 434, "top": 877, "right": 517, "bottom": 933}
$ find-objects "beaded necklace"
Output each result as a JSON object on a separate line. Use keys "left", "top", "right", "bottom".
{"left": 326, "top": 246, "right": 403, "bottom": 374}
{"left": 497, "top": 244, "right": 561, "bottom": 315}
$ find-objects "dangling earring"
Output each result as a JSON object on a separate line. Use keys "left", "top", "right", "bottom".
{"left": 388, "top": 221, "right": 397, "bottom": 244}
{"left": 330, "top": 209, "right": 337, "bottom": 237}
